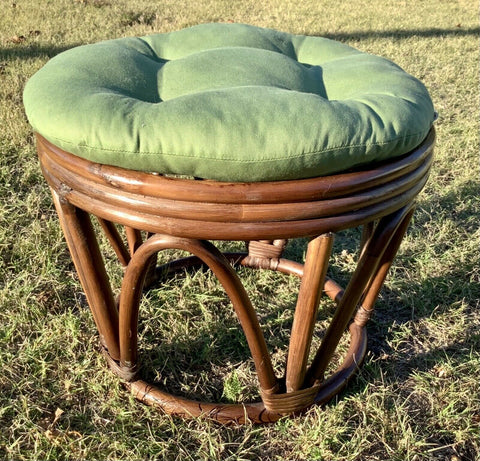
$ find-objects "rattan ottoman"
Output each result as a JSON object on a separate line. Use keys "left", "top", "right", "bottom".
{"left": 24, "top": 23, "right": 435, "bottom": 424}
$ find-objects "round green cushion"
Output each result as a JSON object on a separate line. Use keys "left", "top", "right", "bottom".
{"left": 23, "top": 23, "right": 434, "bottom": 182}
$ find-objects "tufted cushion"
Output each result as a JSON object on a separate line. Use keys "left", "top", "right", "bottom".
{"left": 23, "top": 23, "right": 434, "bottom": 182}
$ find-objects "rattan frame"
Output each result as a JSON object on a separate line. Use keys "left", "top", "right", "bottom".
{"left": 36, "top": 129, "right": 435, "bottom": 424}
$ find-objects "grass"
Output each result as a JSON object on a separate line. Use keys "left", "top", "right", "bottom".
{"left": 1, "top": 0, "right": 479, "bottom": 459}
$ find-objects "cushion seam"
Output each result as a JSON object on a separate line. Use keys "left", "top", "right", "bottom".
{"left": 42, "top": 129, "right": 429, "bottom": 163}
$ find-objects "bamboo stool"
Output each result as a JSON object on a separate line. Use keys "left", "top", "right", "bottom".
{"left": 35, "top": 129, "right": 434, "bottom": 423}
{"left": 24, "top": 24, "right": 436, "bottom": 424}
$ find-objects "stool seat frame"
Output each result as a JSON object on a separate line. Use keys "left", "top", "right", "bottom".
{"left": 36, "top": 129, "right": 435, "bottom": 424}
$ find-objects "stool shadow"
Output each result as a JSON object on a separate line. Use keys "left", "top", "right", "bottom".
{"left": 137, "top": 262, "right": 303, "bottom": 402}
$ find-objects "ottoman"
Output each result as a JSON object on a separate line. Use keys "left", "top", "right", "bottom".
{"left": 23, "top": 23, "right": 435, "bottom": 424}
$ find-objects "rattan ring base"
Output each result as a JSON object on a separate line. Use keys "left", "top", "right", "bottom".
{"left": 36, "top": 129, "right": 435, "bottom": 424}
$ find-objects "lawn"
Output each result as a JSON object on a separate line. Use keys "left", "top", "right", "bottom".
{"left": 0, "top": 1, "right": 479, "bottom": 460}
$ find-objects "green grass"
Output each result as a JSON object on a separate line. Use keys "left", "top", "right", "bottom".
{"left": 1, "top": 0, "right": 479, "bottom": 459}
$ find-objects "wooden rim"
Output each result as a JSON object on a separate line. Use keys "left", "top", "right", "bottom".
{"left": 37, "top": 130, "right": 435, "bottom": 240}
{"left": 37, "top": 131, "right": 434, "bottom": 203}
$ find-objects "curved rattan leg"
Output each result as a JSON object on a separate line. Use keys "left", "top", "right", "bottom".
{"left": 117, "top": 235, "right": 278, "bottom": 392}
{"left": 97, "top": 218, "right": 131, "bottom": 267}
{"left": 125, "top": 227, "right": 143, "bottom": 255}
{"left": 286, "top": 234, "right": 334, "bottom": 392}
{"left": 354, "top": 206, "right": 415, "bottom": 327}
{"left": 51, "top": 191, "right": 120, "bottom": 360}
{"left": 305, "top": 205, "right": 415, "bottom": 386}
{"left": 117, "top": 233, "right": 375, "bottom": 421}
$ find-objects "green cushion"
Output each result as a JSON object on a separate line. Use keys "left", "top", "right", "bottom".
{"left": 23, "top": 23, "right": 434, "bottom": 182}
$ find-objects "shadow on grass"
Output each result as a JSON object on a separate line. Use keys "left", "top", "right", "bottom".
{"left": 135, "top": 263, "right": 300, "bottom": 403}
{"left": 1, "top": 25, "right": 478, "bottom": 63}
{"left": 319, "top": 26, "right": 480, "bottom": 41}
{"left": 0, "top": 43, "right": 79, "bottom": 61}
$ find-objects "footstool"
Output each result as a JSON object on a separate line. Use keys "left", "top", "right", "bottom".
{"left": 23, "top": 23, "right": 435, "bottom": 424}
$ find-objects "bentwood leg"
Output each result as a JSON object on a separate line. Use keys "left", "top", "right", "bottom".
{"left": 354, "top": 207, "right": 415, "bottom": 329}
{"left": 51, "top": 191, "right": 120, "bottom": 361}
{"left": 97, "top": 217, "right": 131, "bottom": 267}
{"left": 305, "top": 205, "right": 415, "bottom": 386}
{"left": 286, "top": 234, "right": 334, "bottom": 393}
{"left": 117, "top": 235, "right": 278, "bottom": 395}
